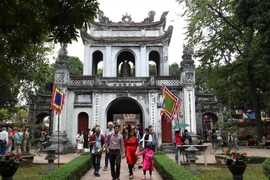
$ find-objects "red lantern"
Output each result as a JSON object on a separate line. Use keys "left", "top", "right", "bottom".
{"left": 203, "top": 115, "right": 208, "bottom": 120}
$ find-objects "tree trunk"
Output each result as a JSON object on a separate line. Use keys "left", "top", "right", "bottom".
{"left": 246, "top": 63, "right": 264, "bottom": 141}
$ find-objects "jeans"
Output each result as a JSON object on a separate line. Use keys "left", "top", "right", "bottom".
{"left": 104, "top": 153, "right": 109, "bottom": 168}
{"left": 91, "top": 153, "right": 102, "bottom": 173}
{"left": 0, "top": 142, "right": 7, "bottom": 155}
{"left": 152, "top": 145, "right": 156, "bottom": 152}
{"left": 108, "top": 149, "right": 121, "bottom": 179}
{"left": 174, "top": 145, "right": 179, "bottom": 163}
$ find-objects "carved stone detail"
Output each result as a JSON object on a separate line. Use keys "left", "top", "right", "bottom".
{"left": 94, "top": 93, "right": 99, "bottom": 125}
{"left": 121, "top": 12, "right": 133, "bottom": 23}
{"left": 160, "top": 11, "right": 169, "bottom": 21}
{"left": 98, "top": 10, "right": 112, "bottom": 23}
{"left": 142, "top": 11, "right": 156, "bottom": 23}
{"left": 55, "top": 72, "right": 65, "bottom": 84}
{"left": 150, "top": 93, "right": 155, "bottom": 128}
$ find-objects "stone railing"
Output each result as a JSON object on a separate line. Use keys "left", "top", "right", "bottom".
{"left": 69, "top": 76, "right": 181, "bottom": 87}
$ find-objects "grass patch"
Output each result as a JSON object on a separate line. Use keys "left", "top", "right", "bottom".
{"left": 196, "top": 164, "right": 267, "bottom": 180}
{"left": 14, "top": 164, "right": 49, "bottom": 180}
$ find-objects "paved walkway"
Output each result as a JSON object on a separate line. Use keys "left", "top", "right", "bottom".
{"left": 32, "top": 144, "right": 270, "bottom": 179}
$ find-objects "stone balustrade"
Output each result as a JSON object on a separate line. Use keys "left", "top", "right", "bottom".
{"left": 69, "top": 76, "right": 181, "bottom": 87}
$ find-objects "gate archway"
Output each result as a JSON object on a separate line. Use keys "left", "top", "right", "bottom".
{"left": 107, "top": 97, "right": 143, "bottom": 135}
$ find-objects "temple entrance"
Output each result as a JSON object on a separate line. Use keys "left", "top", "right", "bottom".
{"left": 36, "top": 112, "right": 52, "bottom": 134}
{"left": 78, "top": 112, "right": 89, "bottom": 134}
{"left": 107, "top": 97, "right": 143, "bottom": 136}
{"left": 202, "top": 112, "right": 218, "bottom": 131}
{"left": 161, "top": 115, "right": 172, "bottom": 142}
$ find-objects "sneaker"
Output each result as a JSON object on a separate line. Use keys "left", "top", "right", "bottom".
{"left": 142, "top": 175, "right": 146, "bottom": 180}
{"left": 150, "top": 175, "right": 153, "bottom": 180}
{"left": 103, "top": 167, "right": 108, "bottom": 171}
{"left": 95, "top": 173, "right": 100, "bottom": 177}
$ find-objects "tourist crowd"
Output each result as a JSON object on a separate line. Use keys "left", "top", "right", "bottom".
{"left": 75, "top": 122, "right": 158, "bottom": 180}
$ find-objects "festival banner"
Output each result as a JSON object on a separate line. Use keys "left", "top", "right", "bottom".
{"left": 160, "top": 85, "right": 181, "bottom": 120}
{"left": 51, "top": 84, "right": 66, "bottom": 114}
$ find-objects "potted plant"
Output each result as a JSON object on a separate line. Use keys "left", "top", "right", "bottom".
{"left": 221, "top": 148, "right": 248, "bottom": 180}
{"left": 0, "top": 152, "right": 23, "bottom": 180}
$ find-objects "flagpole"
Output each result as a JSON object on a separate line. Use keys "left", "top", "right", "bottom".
{"left": 58, "top": 113, "right": 60, "bottom": 167}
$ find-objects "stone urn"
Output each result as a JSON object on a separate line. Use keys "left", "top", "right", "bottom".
{"left": 227, "top": 164, "right": 247, "bottom": 180}
{"left": 0, "top": 167, "right": 19, "bottom": 180}
{"left": 20, "top": 154, "right": 35, "bottom": 167}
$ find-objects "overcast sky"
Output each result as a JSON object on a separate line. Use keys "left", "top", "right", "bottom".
{"left": 52, "top": 0, "right": 188, "bottom": 65}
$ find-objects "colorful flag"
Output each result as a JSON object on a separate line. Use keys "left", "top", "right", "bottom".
{"left": 51, "top": 84, "right": 65, "bottom": 114}
{"left": 160, "top": 85, "right": 181, "bottom": 120}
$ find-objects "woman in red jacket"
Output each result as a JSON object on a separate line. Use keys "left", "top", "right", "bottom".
{"left": 174, "top": 129, "right": 184, "bottom": 164}
{"left": 124, "top": 128, "right": 140, "bottom": 179}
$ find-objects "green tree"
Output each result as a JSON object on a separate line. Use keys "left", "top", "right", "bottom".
{"left": 178, "top": 0, "right": 270, "bottom": 140}
{"left": 169, "top": 62, "right": 180, "bottom": 76}
{"left": 149, "top": 64, "right": 156, "bottom": 76}
{"left": 0, "top": 0, "right": 99, "bottom": 109}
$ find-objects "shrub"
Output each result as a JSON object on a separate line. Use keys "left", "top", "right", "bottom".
{"left": 154, "top": 151, "right": 199, "bottom": 180}
{"left": 262, "top": 157, "right": 270, "bottom": 179}
{"left": 41, "top": 152, "right": 91, "bottom": 180}
{"left": 248, "top": 156, "right": 267, "bottom": 164}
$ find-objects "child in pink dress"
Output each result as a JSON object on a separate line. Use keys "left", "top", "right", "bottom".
{"left": 139, "top": 143, "right": 154, "bottom": 180}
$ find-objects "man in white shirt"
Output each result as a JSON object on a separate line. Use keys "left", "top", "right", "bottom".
{"left": 0, "top": 127, "right": 8, "bottom": 155}
{"left": 103, "top": 121, "right": 114, "bottom": 171}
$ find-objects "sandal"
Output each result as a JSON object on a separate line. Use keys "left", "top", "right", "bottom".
{"left": 129, "top": 175, "right": 134, "bottom": 179}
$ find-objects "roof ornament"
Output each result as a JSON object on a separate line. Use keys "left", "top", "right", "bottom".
{"left": 160, "top": 11, "right": 169, "bottom": 21}
{"left": 142, "top": 11, "right": 156, "bottom": 23}
{"left": 181, "top": 44, "right": 194, "bottom": 67}
{"left": 98, "top": 10, "right": 112, "bottom": 23}
{"left": 121, "top": 12, "right": 133, "bottom": 23}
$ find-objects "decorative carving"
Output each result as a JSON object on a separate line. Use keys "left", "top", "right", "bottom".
{"left": 94, "top": 93, "right": 99, "bottom": 124}
{"left": 142, "top": 11, "right": 156, "bottom": 23}
{"left": 121, "top": 12, "right": 133, "bottom": 23}
{"left": 55, "top": 45, "right": 69, "bottom": 70}
{"left": 181, "top": 44, "right": 195, "bottom": 69}
{"left": 183, "top": 44, "right": 193, "bottom": 56}
{"left": 151, "top": 93, "right": 155, "bottom": 128}
{"left": 184, "top": 72, "right": 194, "bottom": 83}
{"left": 55, "top": 72, "right": 65, "bottom": 84}
{"left": 98, "top": 10, "right": 112, "bottom": 23}
{"left": 160, "top": 11, "right": 169, "bottom": 21}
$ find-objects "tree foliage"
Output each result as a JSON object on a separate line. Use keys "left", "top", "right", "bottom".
{"left": 169, "top": 62, "right": 180, "bottom": 76}
{"left": 178, "top": 0, "right": 270, "bottom": 139}
{"left": 0, "top": 0, "right": 99, "bottom": 109}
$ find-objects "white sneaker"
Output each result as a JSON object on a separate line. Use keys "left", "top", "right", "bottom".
{"left": 142, "top": 175, "right": 146, "bottom": 180}
{"left": 150, "top": 175, "right": 153, "bottom": 180}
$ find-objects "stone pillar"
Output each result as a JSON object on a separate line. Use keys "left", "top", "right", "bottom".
{"left": 52, "top": 45, "right": 70, "bottom": 153}
{"left": 83, "top": 43, "right": 91, "bottom": 75}
{"left": 161, "top": 42, "right": 169, "bottom": 75}
{"left": 104, "top": 46, "right": 112, "bottom": 77}
{"left": 180, "top": 44, "right": 197, "bottom": 133}
{"left": 139, "top": 45, "right": 147, "bottom": 77}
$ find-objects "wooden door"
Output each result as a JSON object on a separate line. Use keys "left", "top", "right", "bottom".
{"left": 78, "top": 112, "right": 89, "bottom": 134}
{"left": 162, "top": 116, "right": 172, "bottom": 142}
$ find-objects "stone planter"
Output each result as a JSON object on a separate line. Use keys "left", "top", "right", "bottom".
{"left": 227, "top": 164, "right": 247, "bottom": 180}
{"left": 0, "top": 167, "right": 18, "bottom": 180}
{"left": 20, "top": 154, "right": 35, "bottom": 167}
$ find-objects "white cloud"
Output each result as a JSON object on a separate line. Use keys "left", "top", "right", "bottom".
{"left": 58, "top": 0, "right": 188, "bottom": 65}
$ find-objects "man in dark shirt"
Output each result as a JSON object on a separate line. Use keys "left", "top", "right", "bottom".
{"left": 106, "top": 125, "right": 124, "bottom": 180}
